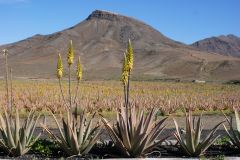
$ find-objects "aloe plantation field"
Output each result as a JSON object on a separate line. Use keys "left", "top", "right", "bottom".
{"left": 0, "top": 80, "right": 239, "bottom": 115}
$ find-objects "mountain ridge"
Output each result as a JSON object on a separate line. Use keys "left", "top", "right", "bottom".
{"left": 1, "top": 10, "right": 240, "bottom": 81}
{"left": 191, "top": 34, "right": 240, "bottom": 57}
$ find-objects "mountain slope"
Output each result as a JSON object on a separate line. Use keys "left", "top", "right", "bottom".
{"left": 1, "top": 10, "right": 240, "bottom": 81}
{"left": 191, "top": 34, "right": 240, "bottom": 57}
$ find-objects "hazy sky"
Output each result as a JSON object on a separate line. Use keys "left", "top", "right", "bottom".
{"left": 0, "top": 0, "right": 239, "bottom": 45}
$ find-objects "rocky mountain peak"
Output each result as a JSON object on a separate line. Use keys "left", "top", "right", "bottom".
{"left": 86, "top": 10, "right": 125, "bottom": 21}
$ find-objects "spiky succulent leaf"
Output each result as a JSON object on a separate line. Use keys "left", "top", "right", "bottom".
{"left": 0, "top": 109, "right": 41, "bottom": 156}
{"left": 234, "top": 109, "right": 240, "bottom": 132}
{"left": 102, "top": 106, "right": 169, "bottom": 157}
{"left": 224, "top": 108, "right": 240, "bottom": 149}
{"left": 174, "top": 111, "right": 223, "bottom": 157}
{"left": 41, "top": 110, "right": 100, "bottom": 156}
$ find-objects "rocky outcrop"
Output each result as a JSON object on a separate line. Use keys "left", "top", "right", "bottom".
{"left": 87, "top": 10, "right": 123, "bottom": 21}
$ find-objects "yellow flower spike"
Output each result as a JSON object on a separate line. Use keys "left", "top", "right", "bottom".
{"left": 126, "top": 39, "right": 133, "bottom": 71}
{"left": 121, "top": 52, "right": 128, "bottom": 86}
{"left": 122, "top": 52, "right": 129, "bottom": 73}
{"left": 76, "top": 56, "right": 82, "bottom": 80}
{"left": 67, "top": 40, "right": 74, "bottom": 65}
{"left": 121, "top": 71, "right": 128, "bottom": 86}
{"left": 57, "top": 54, "right": 63, "bottom": 79}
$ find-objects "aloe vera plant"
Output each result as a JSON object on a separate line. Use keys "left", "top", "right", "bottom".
{"left": 41, "top": 110, "right": 101, "bottom": 156}
{"left": 0, "top": 49, "right": 42, "bottom": 156}
{"left": 173, "top": 111, "right": 224, "bottom": 157}
{"left": 41, "top": 41, "right": 100, "bottom": 156}
{"left": 101, "top": 40, "right": 169, "bottom": 157}
{"left": 0, "top": 109, "right": 41, "bottom": 156}
{"left": 223, "top": 108, "right": 240, "bottom": 149}
{"left": 102, "top": 105, "right": 169, "bottom": 157}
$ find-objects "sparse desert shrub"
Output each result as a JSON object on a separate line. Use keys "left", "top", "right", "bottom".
{"left": 31, "top": 138, "right": 61, "bottom": 156}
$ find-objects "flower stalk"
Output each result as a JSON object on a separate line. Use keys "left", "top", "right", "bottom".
{"left": 121, "top": 40, "right": 134, "bottom": 110}
{"left": 56, "top": 40, "right": 83, "bottom": 110}
{"left": 2, "top": 49, "right": 10, "bottom": 110}
{"left": 67, "top": 40, "right": 74, "bottom": 108}
{"left": 57, "top": 54, "right": 67, "bottom": 108}
{"left": 74, "top": 56, "right": 82, "bottom": 103}
{"left": 10, "top": 68, "right": 13, "bottom": 114}
{"left": 121, "top": 53, "right": 128, "bottom": 107}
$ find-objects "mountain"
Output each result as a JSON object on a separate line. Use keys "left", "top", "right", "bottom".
{"left": 1, "top": 10, "right": 240, "bottom": 81}
{"left": 191, "top": 34, "right": 240, "bottom": 57}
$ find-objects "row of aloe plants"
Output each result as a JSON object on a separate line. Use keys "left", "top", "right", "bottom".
{"left": 0, "top": 42, "right": 240, "bottom": 158}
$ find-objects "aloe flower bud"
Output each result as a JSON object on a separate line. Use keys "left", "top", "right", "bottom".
{"left": 121, "top": 53, "right": 128, "bottom": 86}
{"left": 76, "top": 56, "right": 82, "bottom": 80}
{"left": 127, "top": 39, "right": 133, "bottom": 71}
{"left": 57, "top": 54, "right": 63, "bottom": 78}
{"left": 67, "top": 40, "right": 74, "bottom": 65}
